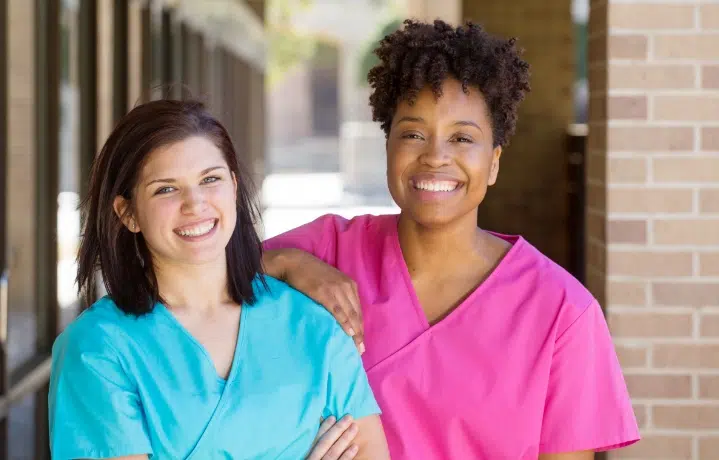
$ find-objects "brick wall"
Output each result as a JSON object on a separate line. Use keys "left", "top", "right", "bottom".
{"left": 588, "top": 1, "right": 719, "bottom": 458}
{"left": 463, "top": 0, "right": 575, "bottom": 269}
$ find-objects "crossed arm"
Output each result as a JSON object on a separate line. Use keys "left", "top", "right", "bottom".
{"left": 90, "top": 414, "right": 388, "bottom": 460}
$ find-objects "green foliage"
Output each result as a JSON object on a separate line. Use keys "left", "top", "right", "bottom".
{"left": 356, "top": 18, "right": 403, "bottom": 86}
{"left": 266, "top": 0, "right": 317, "bottom": 87}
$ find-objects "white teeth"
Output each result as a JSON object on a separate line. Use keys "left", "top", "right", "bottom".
{"left": 413, "top": 181, "right": 458, "bottom": 192}
{"left": 177, "top": 220, "right": 216, "bottom": 237}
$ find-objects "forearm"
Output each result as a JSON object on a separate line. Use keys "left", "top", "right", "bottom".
{"left": 261, "top": 248, "right": 304, "bottom": 280}
{"left": 354, "top": 415, "right": 391, "bottom": 460}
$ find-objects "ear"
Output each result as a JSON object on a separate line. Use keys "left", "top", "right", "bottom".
{"left": 232, "top": 171, "right": 238, "bottom": 195}
{"left": 113, "top": 195, "right": 139, "bottom": 233}
{"left": 488, "top": 145, "right": 502, "bottom": 186}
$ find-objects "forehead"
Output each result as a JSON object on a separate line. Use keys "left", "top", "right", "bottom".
{"left": 139, "top": 136, "right": 227, "bottom": 179}
{"left": 394, "top": 78, "right": 491, "bottom": 125}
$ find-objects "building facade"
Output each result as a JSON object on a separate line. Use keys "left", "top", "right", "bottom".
{"left": 0, "top": 0, "right": 718, "bottom": 458}
{"left": 0, "top": 1, "right": 265, "bottom": 458}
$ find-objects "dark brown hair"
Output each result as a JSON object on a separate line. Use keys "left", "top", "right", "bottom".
{"left": 368, "top": 19, "right": 531, "bottom": 147}
{"left": 77, "top": 99, "right": 264, "bottom": 315}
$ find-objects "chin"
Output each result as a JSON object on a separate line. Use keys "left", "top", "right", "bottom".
{"left": 173, "top": 239, "right": 229, "bottom": 265}
{"left": 180, "top": 249, "right": 227, "bottom": 266}
{"left": 404, "top": 202, "right": 480, "bottom": 229}
{"left": 405, "top": 209, "right": 458, "bottom": 229}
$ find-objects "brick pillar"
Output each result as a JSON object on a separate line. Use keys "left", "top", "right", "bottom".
{"left": 588, "top": 1, "right": 719, "bottom": 458}
{"left": 463, "top": 0, "right": 575, "bottom": 269}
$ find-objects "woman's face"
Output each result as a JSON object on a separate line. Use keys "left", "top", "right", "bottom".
{"left": 386, "top": 78, "right": 502, "bottom": 228}
{"left": 114, "top": 136, "right": 237, "bottom": 269}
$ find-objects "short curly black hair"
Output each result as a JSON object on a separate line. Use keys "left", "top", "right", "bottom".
{"left": 368, "top": 19, "right": 531, "bottom": 147}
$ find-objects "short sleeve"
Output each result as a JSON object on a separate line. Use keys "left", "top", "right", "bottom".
{"left": 323, "top": 325, "right": 381, "bottom": 420}
{"left": 49, "top": 332, "right": 153, "bottom": 459}
{"left": 262, "top": 213, "right": 342, "bottom": 266}
{"left": 539, "top": 300, "right": 640, "bottom": 453}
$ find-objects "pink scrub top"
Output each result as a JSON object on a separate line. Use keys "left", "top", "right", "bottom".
{"left": 264, "top": 213, "right": 640, "bottom": 458}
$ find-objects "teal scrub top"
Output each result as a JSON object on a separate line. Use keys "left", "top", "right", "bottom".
{"left": 48, "top": 275, "right": 380, "bottom": 459}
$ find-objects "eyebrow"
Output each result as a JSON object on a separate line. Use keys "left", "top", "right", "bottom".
{"left": 453, "top": 120, "right": 483, "bottom": 132}
{"left": 394, "top": 116, "right": 425, "bottom": 126}
{"left": 394, "top": 116, "right": 483, "bottom": 133}
{"left": 144, "top": 166, "right": 227, "bottom": 187}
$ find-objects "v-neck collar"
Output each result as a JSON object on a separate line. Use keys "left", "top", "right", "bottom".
{"left": 155, "top": 301, "right": 248, "bottom": 385}
{"left": 387, "top": 214, "right": 525, "bottom": 332}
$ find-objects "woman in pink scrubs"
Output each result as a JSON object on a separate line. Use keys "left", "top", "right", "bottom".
{"left": 264, "top": 19, "right": 640, "bottom": 459}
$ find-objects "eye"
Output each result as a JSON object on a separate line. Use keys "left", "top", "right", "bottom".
{"left": 155, "top": 186, "right": 175, "bottom": 195}
{"left": 202, "top": 176, "right": 221, "bottom": 184}
{"left": 402, "top": 132, "right": 424, "bottom": 140}
{"left": 453, "top": 135, "right": 473, "bottom": 143}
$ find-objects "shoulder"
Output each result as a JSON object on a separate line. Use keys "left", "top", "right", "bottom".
{"left": 53, "top": 297, "right": 153, "bottom": 359}
{"left": 510, "top": 236, "right": 596, "bottom": 333}
{"left": 252, "top": 275, "right": 346, "bottom": 342}
{"left": 304, "top": 212, "right": 393, "bottom": 236}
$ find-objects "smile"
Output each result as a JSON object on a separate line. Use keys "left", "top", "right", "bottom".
{"left": 174, "top": 219, "right": 218, "bottom": 238}
{"left": 411, "top": 180, "right": 460, "bottom": 192}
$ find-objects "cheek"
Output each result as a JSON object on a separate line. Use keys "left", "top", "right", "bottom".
{"left": 463, "top": 150, "right": 494, "bottom": 180}
{"left": 387, "top": 149, "right": 412, "bottom": 181}
{"left": 209, "top": 186, "right": 237, "bottom": 214}
{"left": 137, "top": 198, "right": 177, "bottom": 231}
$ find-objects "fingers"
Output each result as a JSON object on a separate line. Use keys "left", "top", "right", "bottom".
{"left": 332, "top": 301, "right": 364, "bottom": 355}
{"left": 337, "top": 445, "right": 359, "bottom": 460}
{"left": 307, "top": 417, "right": 333, "bottom": 456}
{"left": 306, "top": 415, "right": 358, "bottom": 460}
{"left": 322, "top": 420, "right": 359, "bottom": 460}
{"left": 330, "top": 303, "right": 357, "bottom": 339}
{"left": 303, "top": 271, "right": 366, "bottom": 355}
{"left": 322, "top": 289, "right": 364, "bottom": 354}
{"left": 337, "top": 287, "right": 365, "bottom": 354}
{"left": 316, "top": 416, "right": 335, "bottom": 441}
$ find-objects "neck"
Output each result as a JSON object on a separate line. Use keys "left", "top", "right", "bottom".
{"left": 397, "top": 210, "right": 485, "bottom": 275}
{"left": 153, "top": 256, "right": 230, "bottom": 312}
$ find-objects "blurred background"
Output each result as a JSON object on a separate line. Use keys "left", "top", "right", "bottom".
{"left": 1, "top": 0, "right": 718, "bottom": 459}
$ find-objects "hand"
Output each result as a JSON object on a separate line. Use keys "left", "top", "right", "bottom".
{"left": 270, "top": 249, "right": 365, "bottom": 353}
{"left": 306, "top": 415, "right": 360, "bottom": 460}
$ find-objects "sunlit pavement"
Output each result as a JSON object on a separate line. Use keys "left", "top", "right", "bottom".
{"left": 260, "top": 172, "right": 399, "bottom": 239}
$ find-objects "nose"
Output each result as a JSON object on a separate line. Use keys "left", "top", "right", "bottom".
{"left": 418, "top": 140, "right": 452, "bottom": 168}
{"left": 180, "top": 187, "right": 209, "bottom": 215}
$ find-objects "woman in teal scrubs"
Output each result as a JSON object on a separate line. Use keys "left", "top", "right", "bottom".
{"left": 48, "top": 99, "right": 390, "bottom": 460}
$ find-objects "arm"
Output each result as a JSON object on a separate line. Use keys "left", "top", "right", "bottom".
{"left": 353, "top": 415, "right": 391, "bottom": 460}
{"left": 83, "top": 457, "right": 147, "bottom": 460}
{"left": 306, "top": 414, "right": 390, "bottom": 460}
{"left": 539, "top": 300, "right": 640, "bottom": 454}
{"left": 50, "top": 330, "right": 153, "bottom": 460}
{"left": 319, "top": 318, "right": 386, "bottom": 458}
{"left": 262, "top": 249, "right": 365, "bottom": 352}
{"left": 261, "top": 247, "right": 303, "bottom": 281}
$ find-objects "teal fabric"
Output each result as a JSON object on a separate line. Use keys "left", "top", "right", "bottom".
{"left": 49, "top": 275, "right": 380, "bottom": 459}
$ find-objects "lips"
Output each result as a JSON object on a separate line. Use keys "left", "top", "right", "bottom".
{"left": 173, "top": 218, "right": 218, "bottom": 237}
{"left": 411, "top": 180, "right": 459, "bottom": 192}
{"left": 409, "top": 172, "right": 464, "bottom": 193}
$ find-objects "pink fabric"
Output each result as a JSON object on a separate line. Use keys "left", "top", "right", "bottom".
{"left": 264, "top": 214, "right": 640, "bottom": 458}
